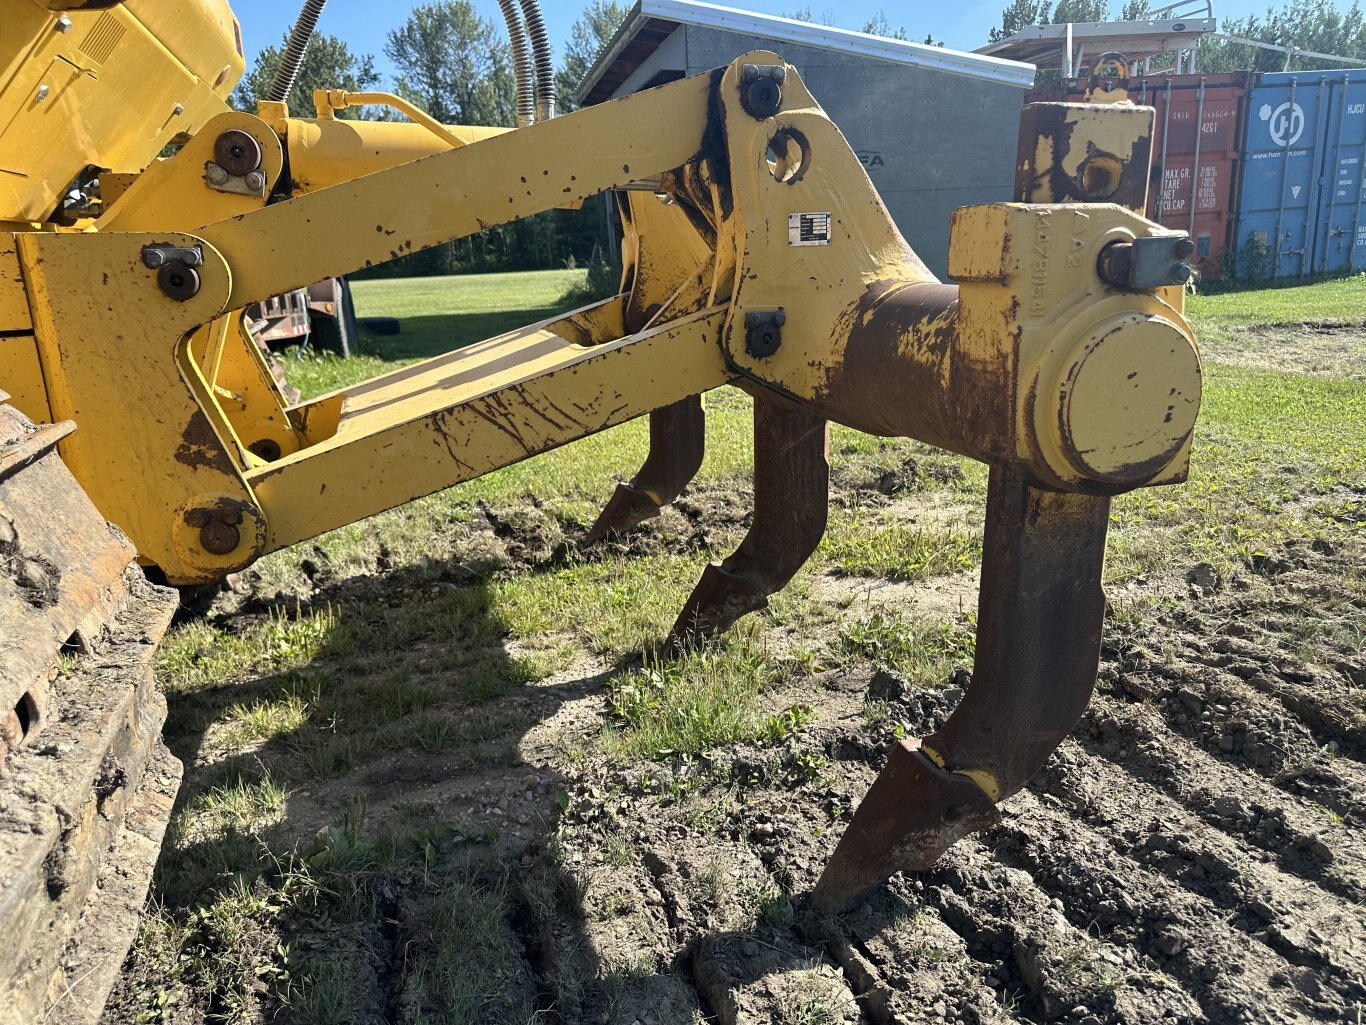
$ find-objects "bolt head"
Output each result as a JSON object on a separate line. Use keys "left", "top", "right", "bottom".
{"left": 1170, "top": 263, "right": 1194, "bottom": 285}
{"left": 157, "top": 261, "right": 201, "bottom": 302}
{"left": 198, "top": 520, "right": 241, "bottom": 557}
{"left": 213, "top": 129, "right": 263, "bottom": 176}
{"left": 742, "top": 78, "right": 783, "bottom": 119}
{"left": 746, "top": 324, "right": 782, "bottom": 358}
{"left": 205, "top": 162, "right": 230, "bottom": 186}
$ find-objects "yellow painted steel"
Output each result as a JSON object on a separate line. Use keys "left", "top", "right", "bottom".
{"left": 619, "top": 186, "right": 719, "bottom": 331}
{"left": 0, "top": 234, "right": 31, "bottom": 333}
{"left": 949, "top": 203, "right": 1199, "bottom": 490}
{"left": 312, "top": 90, "right": 502, "bottom": 147}
{"left": 2, "top": 47, "right": 1201, "bottom": 584}
{"left": 0, "top": 0, "right": 242, "bottom": 225}
{"left": 702, "top": 52, "right": 933, "bottom": 397}
{"left": 187, "top": 312, "right": 305, "bottom": 462}
{"left": 197, "top": 73, "right": 715, "bottom": 310}
{"left": 279, "top": 116, "right": 509, "bottom": 194}
{"left": 17, "top": 230, "right": 265, "bottom": 582}
{"left": 249, "top": 307, "right": 733, "bottom": 550}
{"left": 96, "top": 111, "right": 283, "bottom": 232}
{"left": 0, "top": 335, "right": 49, "bottom": 423}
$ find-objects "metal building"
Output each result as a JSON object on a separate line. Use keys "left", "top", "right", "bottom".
{"left": 573, "top": 0, "right": 1034, "bottom": 277}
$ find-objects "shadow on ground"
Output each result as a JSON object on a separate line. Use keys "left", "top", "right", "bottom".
{"left": 103, "top": 523, "right": 867, "bottom": 1025}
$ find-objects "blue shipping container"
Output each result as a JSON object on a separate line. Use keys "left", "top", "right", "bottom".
{"left": 1235, "top": 70, "right": 1366, "bottom": 278}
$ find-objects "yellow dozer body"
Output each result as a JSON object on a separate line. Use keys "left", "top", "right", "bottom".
{"left": 0, "top": 2, "right": 1203, "bottom": 1019}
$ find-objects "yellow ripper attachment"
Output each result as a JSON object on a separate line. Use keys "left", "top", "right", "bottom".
{"left": 6, "top": 53, "right": 1200, "bottom": 912}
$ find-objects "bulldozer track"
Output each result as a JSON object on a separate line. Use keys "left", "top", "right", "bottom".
{"left": 0, "top": 402, "right": 180, "bottom": 1024}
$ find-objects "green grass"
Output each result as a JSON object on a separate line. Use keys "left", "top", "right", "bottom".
{"left": 118, "top": 268, "right": 1366, "bottom": 1022}
{"left": 1107, "top": 362, "right": 1366, "bottom": 581}
{"left": 1187, "top": 274, "right": 1366, "bottom": 327}
{"left": 820, "top": 515, "right": 980, "bottom": 580}
{"left": 283, "top": 269, "right": 589, "bottom": 400}
{"left": 604, "top": 640, "right": 821, "bottom": 758}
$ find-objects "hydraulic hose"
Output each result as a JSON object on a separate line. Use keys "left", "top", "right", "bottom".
{"left": 267, "top": 0, "right": 328, "bottom": 104}
{"left": 518, "top": 0, "right": 556, "bottom": 121}
{"left": 497, "top": 0, "right": 536, "bottom": 127}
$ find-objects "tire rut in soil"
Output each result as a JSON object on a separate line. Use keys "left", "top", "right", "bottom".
{"left": 1033, "top": 729, "right": 1364, "bottom": 997}
{"left": 982, "top": 791, "right": 1358, "bottom": 1025}
{"left": 828, "top": 883, "right": 1030, "bottom": 1025}
{"left": 1079, "top": 698, "right": 1366, "bottom": 905}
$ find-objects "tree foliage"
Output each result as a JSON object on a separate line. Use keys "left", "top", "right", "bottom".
{"left": 556, "top": 1, "right": 630, "bottom": 110}
{"left": 231, "top": 33, "right": 378, "bottom": 116}
{"left": 990, "top": 0, "right": 1364, "bottom": 70}
{"left": 990, "top": 1, "right": 1051, "bottom": 42}
{"left": 786, "top": 8, "right": 909, "bottom": 37}
{"left": 1195, "top": 0, "right": 1366, "bottom": 72}
{"left": 860, "top": 13, "right": 910, "bottom": 40}
{"left": 385, "top": 1, "right": 515, "bottom": 126}
{"left": 786, "top": 7, "right": 836, "bottom": 24}
{"left": 362, "top": 1, "right": 612, "bottom": 278}
{"left": 990, "top": 0, "right": 1120, "bottom": 42}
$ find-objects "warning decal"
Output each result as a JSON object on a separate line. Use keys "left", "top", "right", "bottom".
{"left": 788, "top": 212, "right": 832, "bottom": 247}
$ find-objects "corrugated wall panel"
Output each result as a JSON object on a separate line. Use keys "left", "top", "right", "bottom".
{"left": 1236, "top": 70, "right": 1366, "bottom": 279}
{"left": 1312, "top": 73, "right": 1366, "bottom": 275}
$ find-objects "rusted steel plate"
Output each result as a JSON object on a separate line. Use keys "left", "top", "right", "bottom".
{"left": 810, "top": 468, "right": 1111, "bottom": 912}
{"left": 926, "top": 468, "right": 1110, "bottom": 797}
{"left": 1016, "top": 101, "right": 1155, "bottom": 213}
{"left": 670, "top": 395, "right": 828, "bottom": 643}
{"left": 811, "top": 740, "right": 1000, "bottom": 915}
{"left": 587, "top": 396, "right": 706, "bottom": 542}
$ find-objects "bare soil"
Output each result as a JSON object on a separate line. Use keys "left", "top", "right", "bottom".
{"left": 527, "top": 540, "right": 1366, "bottom": 1025}
{"left": 101, "top": 494, "right": 1366, "bottom": 1025}
{"left": 1199, "top": 320, "right": 1366, "bottom": 380}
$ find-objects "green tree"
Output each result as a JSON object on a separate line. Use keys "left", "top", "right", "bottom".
{"left": 990, "top": 0, "right": 1051, "bottom": 42}
{"left": 385, "top": 1, "right": 515, "bottom": 126}
{"left": 861, "top": 13, "right": 910, "bottom": 39}
{"left": 788, "top": 7, "right": 908, "bottom": 36}
{"left": 1119, "top": 0, "right": 1149, "bottom": 18}
{"left": 787, "top": 7, "right": 837, "bottom": 24}
{"left": 372, "top": 2, "right": 608, "bottom": 278}
{"left": 556, "top": 1, "right": 630, "bottom": 110}
{"left": 1196, "top": 0, "right": 1366, "bottom": 72}
{"left": 990, "top": 0, "right": 1110, "bottom": 42}
{"left": 231, "top": 33, "right": 378, "bottom": 116}
{"left": 1053, "top": 0, "right": 1108, "bottom": 22}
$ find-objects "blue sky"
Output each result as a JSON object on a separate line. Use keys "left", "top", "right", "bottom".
{"left": 228, "top": 1, "right": 1305, "bottom": 86}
